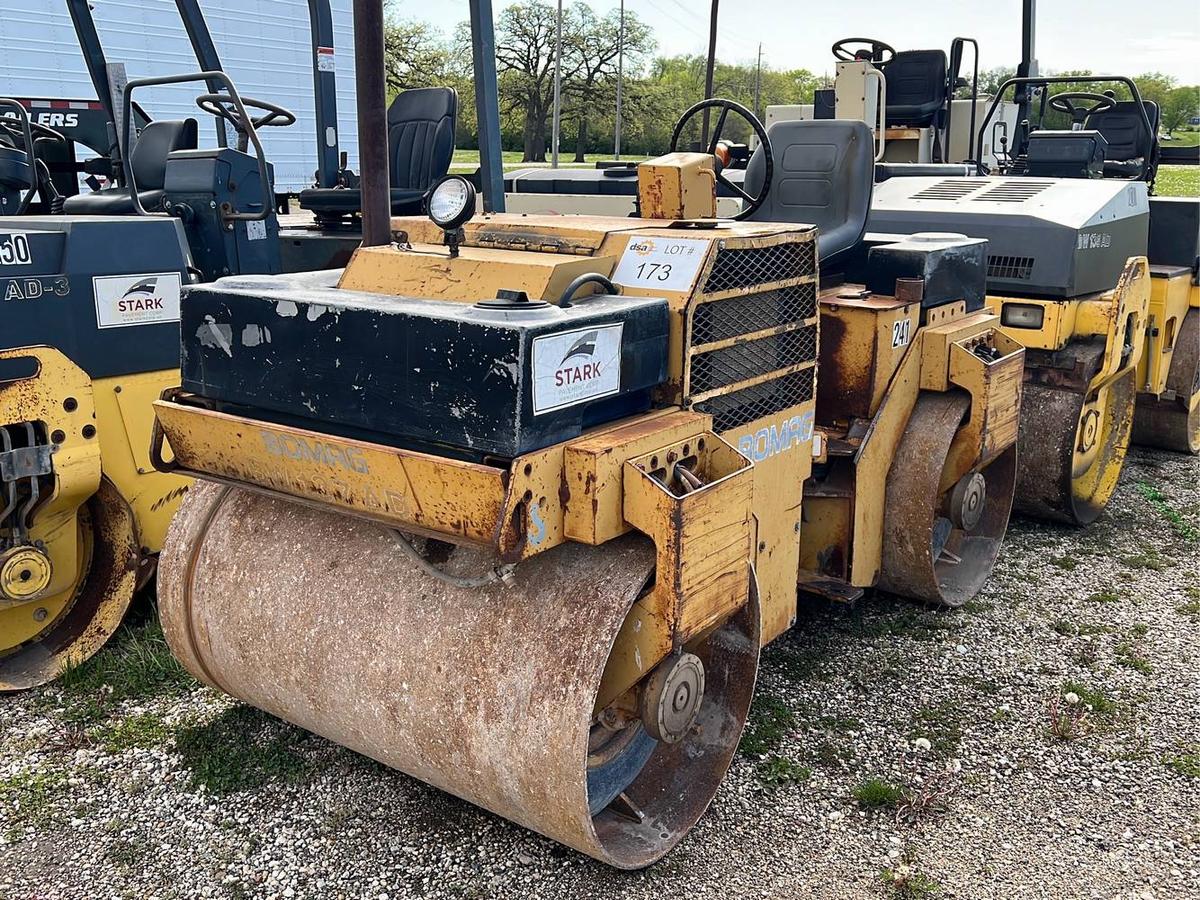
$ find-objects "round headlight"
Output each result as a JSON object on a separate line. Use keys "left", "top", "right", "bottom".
{"left": 427, "top": 175, "right": 476, "bottom": 230}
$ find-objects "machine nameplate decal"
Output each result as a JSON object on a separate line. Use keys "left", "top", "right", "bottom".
{"left": 531, "top": 323, "right": 624, "bottom": 415}
{"left": 612, "top": 236, "right": 708, "bottom": 292}
{"left": 93, "top": 272, "right": 182, "bottom": 329}
{"left": 736, "top": 411, "right": 815, "bottom": 462}
{"left": 2, "top": 275, "right": 69, "bottom": 302}
{"left": 0, "top": 232, "right": 33, "bottom": 266}
{"left": 1076, "top": 232, "right": 1112, "bottom": 251}
{"left": 245, "top": 219, "right": 268, "bottom": 241}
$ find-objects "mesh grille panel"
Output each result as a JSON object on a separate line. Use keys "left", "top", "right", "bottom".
{"left": 702, "top": 240, "right": 816, "bottom": 293}
{"left": 987, "top": 254, "right": 1035, "bottom": 280}
{"left": 690, "top": 324, "right": 817, "bottom": 396}
{"left": 695, "top": 368, "right": 815, "bottom": 433}
{"left": 691, "top": 283, "right": 818, "bottom": 346}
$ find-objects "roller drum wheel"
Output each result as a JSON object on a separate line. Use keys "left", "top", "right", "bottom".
{"left": 1015, "top": 368, "right": 1137, "bottom": 525}
{"left": 1132, "top": 309, "right": 1200, "bottom": 455}
{"left": 878, "top": 392, "right": 1016, "bottom": 607}
{"left": 0, "top": 479, "right": 140, "bottom": 691}
{"left": 158, "top": 483, "right": 761, "bottom": 869}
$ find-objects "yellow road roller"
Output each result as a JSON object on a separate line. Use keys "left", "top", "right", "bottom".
{"left": 1132, "top": 197, "right": 1200, "bottom": 454}
{"left": 150, "top": 82, "right": 1023, "bottom": 864}
{"left": 0, "top": 217, "right": 192, "bottom": 690}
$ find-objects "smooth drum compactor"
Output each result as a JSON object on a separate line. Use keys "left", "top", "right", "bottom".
{"left": 151, "top": 106, "right": 1024, "bottom": 865}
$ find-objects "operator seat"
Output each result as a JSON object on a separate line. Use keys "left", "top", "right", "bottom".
{"left": 0, "top": 136, "right": 33, "bottom": 215}
{"left": 61, "top": 118, "right": 198, "bottom": 215}
{"left": 744, "top": 119, "right": 874, "bottom": 268}
{"left": 880, "top": 50, "right": 948, "bottom": 127}
{"left": 1084, "top": 100, "right": 1161, "bottom": 181}
{"left": 299, "top": 87, "right": 457, "bottom": 218}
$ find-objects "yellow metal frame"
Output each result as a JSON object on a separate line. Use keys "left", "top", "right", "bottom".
{"left": 1137, "top": 268, "right": 1198, "bottom": 397}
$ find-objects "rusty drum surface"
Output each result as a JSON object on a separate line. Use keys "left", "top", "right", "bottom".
{"left": 158, "top": 482, "right": 760, "bottom": 868}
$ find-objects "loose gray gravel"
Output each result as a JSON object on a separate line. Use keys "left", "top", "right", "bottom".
{"left": 1, "top": 446, "right": 1197, "bottom": 900}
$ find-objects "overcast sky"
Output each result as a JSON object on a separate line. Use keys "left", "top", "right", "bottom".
{"left": 393, "top": 0, "right": 1199, "bottom": 84}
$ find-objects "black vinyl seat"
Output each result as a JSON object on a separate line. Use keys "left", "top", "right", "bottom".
{"left": 880, "top": 50, "right": 948, "bottom": 127}
{"left": 61, "top": 118, "right": 198, "bottom": 215}
{"left": 300, "top": 87, "right": 457, "bottom": 217}
{"left": 744, "top": 119, "right": 875, "bottom": 267}
{"left": 1084, "top": 100, "right": 1160, "bottom": 180}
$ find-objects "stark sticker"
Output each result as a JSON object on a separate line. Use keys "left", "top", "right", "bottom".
{"left": 93, "top": 272, "right": 182, "bottom": 329}
{"left": 532, "top": 323, "right": 623, "bottom": 415}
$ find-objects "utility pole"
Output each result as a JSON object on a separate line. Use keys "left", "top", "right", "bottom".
{"left": 551, "top": 0, "right": 563, "bottom": 168}
{"left": 753, "top": 43, "right": 762, "bottom": 120}
{"left": 701, "top": 0, "right": 718, "bottom": 147}
{"left": 614, "top": 0, "right": 624, "bottom": 160}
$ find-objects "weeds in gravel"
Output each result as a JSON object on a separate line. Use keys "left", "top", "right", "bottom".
{"left": 53, "top": 613, "right": 193, "bottom": 725}
{"left": 1047, "top": 693, "right": 1092, "bottom": 741}
{"left": 0, "top": 769, "right": 68, "bottom": 833}
{"left": 907, "top": 702, "right": 963, "bottom": 757}
{"left": 1166, "top": 749, "right": 1200, "bottom": 778}
{"left": 1136, "top": 481, "right": 1199, "bottom": 542}
{"left": 89, "top": 713, "right": 174, "bottom": 753}
{"left": 1050, "top": 555, "right": 1079, "bottom": 571}
{"left": 853, "top": 777, "right": 904, "bottom": 809}
{"left": 1050, "top": 619, "right": 1111, "bottom": 637}
{"left": 880, "top": 864, "right": 940, "bottom": 897}
{"left": 175, "top": 705, "right": 313, "bottom": 794}
{"left": 1119, "top": 549, "right": 1167, "bottom": 571}
{"left": 755, "top": 756, "right": 812, "bottom": 789}
{"left": 1177, "top": 598, "right": 1200, "bottom": 622}
{"left": 1115, "top": 640, "right": 1152, "bottom": 674}
{"left": 738, "top": 693, "right": 797, "bottom": 758}
{"left": 1086, "top": 590, "right": 1122, "bottom": 604}
{"left": 895, "top": 769, "right": 956, "bottom": 823}
{"left": 1062, "top": 682, "right": 1118, "bottom": 717}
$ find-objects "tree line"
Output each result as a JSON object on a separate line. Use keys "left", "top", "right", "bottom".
{"left": 384, "top": 1, "right": 1199, "bottom": 162}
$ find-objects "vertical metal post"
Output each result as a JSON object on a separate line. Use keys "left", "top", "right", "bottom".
{"left": 551, "top": 0, "right": 563, "bottom": 168}
{"left": 173, "top": 0, "right": 229, "bottom": 146}
{"left": 308, "top": 0, "right": 342, "bottom": 188}
{"left": 65, "top": 0, "right": 117, "bottom": 129}
{"left": 753, "top": 43, "right": 762, "bottom": 120}
{"left": 614, "top": 0, "right": 624, "bottom": 160}
{"left": 352, "top": 0, "right": 390, "bottom": 247}
{"left": 469, "top": 0, "right": 506, "bottom": 212}
{"left": 1015, "top": 0, "right": 1039, "bottom": 126}
{"left": 701, "top": 0, "right": 719, "bottom": 146}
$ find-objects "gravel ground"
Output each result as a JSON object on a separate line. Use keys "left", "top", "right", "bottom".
{"left": 1, "top": 446, "right": 1197, "bottom": 900}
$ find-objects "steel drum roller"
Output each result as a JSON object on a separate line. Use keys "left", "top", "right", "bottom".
{"left": 158, "top": 482, "right": 759, "bottom": 868}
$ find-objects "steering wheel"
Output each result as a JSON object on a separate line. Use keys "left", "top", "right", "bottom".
{"left": 0, "top": 117, "right": 65, "bottom": 145}
{"left": 668, "top": 98, "right": 773, "bottom": 221}
{"left": 1047, "top": 91, "right": 1117, "bottom": 126}
{"left": 832, "top": 38, "right": 896, "bottom": 64}
{"left": 195, "top": 93, "right": 296, "bottom": 132}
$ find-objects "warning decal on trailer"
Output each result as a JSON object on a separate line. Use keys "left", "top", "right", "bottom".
{"left": 317, "top": 46, "right": 336, "bottom": 72}
{"left": 532, "top": 323, "right": 624, "bottom": 414}
{"left": 93, "top": 272, "right": 182, "bottom": 329}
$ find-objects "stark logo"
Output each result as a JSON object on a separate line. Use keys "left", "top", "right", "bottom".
{"left": 93, "top": 272, "right": 182, "bottom": 329}
{"left": 532, "top": 323, "right": 624, "bottom": 415}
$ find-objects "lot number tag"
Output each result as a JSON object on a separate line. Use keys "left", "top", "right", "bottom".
{"left": 612, "top": 237, "right": 708, "bottom": 292}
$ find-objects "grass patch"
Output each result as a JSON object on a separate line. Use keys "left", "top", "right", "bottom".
{"left": 1119, "top": 549, "right": 1167, "bottom": 571}
{"left": 174, "top": 705, "right": 312, "bottom": 794}
{"left": 1086, "top": 590, "right": 1121, "bottom": 605}
{"left": 908, "top": 701, "right": 963, "bottom": 757}
{"left": 738, "top": 692, "right": 797, "bottom": 758}
{"left": 1156, "top": 165, "right": 1200, "bottom": 198}
{"left": 853, "top": 776, "right": 904, "bottom": 809}
{"left": 880, "top": 867, "right": 941, "bottom": 898}
{"left": 89, "top": 712, "right": 174, "bottom": 753}
{"left": 1062, "top": 681, "right": 1118, "bottom": 719}
{"left": 1114, "top": 641, "right": 1152, "bottom": 674}
{"left": 1050, "top": 618, "right": 1111, "bottom": 637}
{"left": 54, "top": 614, "right": 193, "bottom": 725}
{"left": 1136, "top": 481, "right": 1199, "bottom": 542}
{"left": 1166, "top": 749, "right": 1200, "bottom": 778}
{"left": 755, "top": 755, "right": 812, "bottom": 788}
{"left": 0, "top": 769, "right": 68, "bottom": 831}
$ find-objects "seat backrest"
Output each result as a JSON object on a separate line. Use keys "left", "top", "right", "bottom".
{"left": 387, "top": 87, "right": 457, "bottom": 191}
{"left": 130, "top": 119, "right": 198, "bottom": 190}
{"left": 880, "top": 49, "right": 948, "bottom": 126}
{"left": 1085, "top": 100, "right": 1159, "bottom": 162}
{"left": 745, "top": 119, "right": 875, "bottom": 267}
